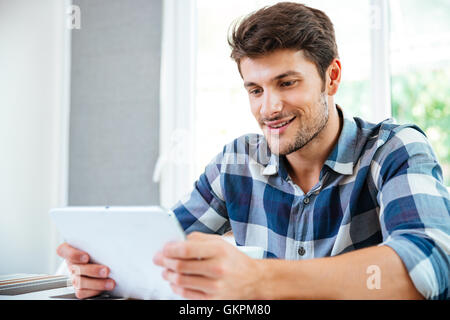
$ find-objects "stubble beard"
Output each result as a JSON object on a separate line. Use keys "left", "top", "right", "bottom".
{"left": 270, "top": 92, "right": 329, "bottom": 156}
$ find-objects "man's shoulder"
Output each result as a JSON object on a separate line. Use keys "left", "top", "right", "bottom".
{"left": 352, "top": 115, "right": 429, "bottom": 156}
{"left": 353, "top": 115, "right": 423, "bottom": 140}
{"left": 371, "top": 119, "right": 430, "bottom": 157}
{"left": 362, "top": 118, "right": 441, "bottom": 185}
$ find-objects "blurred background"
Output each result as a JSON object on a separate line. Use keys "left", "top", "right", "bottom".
{"left": 0, "top": 0, "right": 449, "bottom": 275}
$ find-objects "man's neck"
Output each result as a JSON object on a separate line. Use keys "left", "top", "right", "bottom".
{"left": 285, "top": 103, "right": 342, "bottom": 193}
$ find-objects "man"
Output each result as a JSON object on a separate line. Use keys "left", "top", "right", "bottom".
{"left": 57, "top": 2, "right": 450, "bottom": 299}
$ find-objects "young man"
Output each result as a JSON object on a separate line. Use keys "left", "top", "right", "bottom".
{"left": 57, "top": 2, "right": 450, "bottom": 299}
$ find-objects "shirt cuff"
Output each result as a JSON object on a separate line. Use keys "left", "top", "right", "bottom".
{"left": 379, "top": 235, "right": 443, "bottom": 300}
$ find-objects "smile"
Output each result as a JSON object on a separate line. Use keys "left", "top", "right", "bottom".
{"left": 265, "top": 117, "right": 296, "bottom": 133}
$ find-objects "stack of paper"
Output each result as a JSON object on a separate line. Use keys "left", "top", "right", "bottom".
{"left": 0, "top": 274, "right": 71, "bottom": 295}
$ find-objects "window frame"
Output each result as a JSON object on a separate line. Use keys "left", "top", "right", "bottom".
{"left": 157, "top": 0, "right": 198, "bottom": 208}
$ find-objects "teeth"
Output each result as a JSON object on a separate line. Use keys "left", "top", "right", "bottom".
{"left": 271, "top": 121, "right": 288, "bottom": 128}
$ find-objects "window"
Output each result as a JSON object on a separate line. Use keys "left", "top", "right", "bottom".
{"left": 195, "top": 0, "right": 266, "bottom": 176}
{"left": 390, "top": 0, "right": 450, "bottom": 185}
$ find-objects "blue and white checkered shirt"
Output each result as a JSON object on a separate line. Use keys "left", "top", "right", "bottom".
{"left": 172, "top": 106, "right": 450, "bottom": 300}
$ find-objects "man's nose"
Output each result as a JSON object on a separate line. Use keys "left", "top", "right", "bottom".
{"left": 260, "top": 90, "right": 283, "bottom": 120}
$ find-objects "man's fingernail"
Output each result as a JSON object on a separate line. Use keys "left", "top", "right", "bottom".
{"left": 153, "top": 251, "right": 162, "bottom": 262}
{"left": 105, "top": 280, "right": 114, "bottom": 290}
{"left": 81, "top": 255, "right": 89, "bottom": 263}
{"left": 99, "top": 268, "right": 107, "bottom": 277}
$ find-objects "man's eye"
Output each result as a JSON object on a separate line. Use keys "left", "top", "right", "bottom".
{"left": 281, "top": 80, "right": 297, "bottom": 87}
{"left": 250, "top": 88, "right": 262, "bottom": 95}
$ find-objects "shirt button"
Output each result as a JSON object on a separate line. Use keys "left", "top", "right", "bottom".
{"left": 303, "top": 197, "right": 310, "bottom": 204}
{"left": 298, "top": 247, "right": 306, "bottom": 256}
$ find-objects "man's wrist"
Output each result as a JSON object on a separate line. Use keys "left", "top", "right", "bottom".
{"left": 251, "top": 259, "right": 273, "bottom": 299}
{"left": 250, "top": 259, "right": 297, "bottom": 299}
{"left": 248, "top": 258, "right": 338, "bottom": 300}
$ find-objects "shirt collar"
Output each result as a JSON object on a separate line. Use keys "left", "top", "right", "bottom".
{"left": 323, "top": 105, "right": 359, "bottom": 176}
{"left": 261, "top": 104, "right": 359, "bottom": 178}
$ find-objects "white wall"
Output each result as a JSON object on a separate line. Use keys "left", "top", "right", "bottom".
{"left": 0, "top": 0, "right": 69, "bottom": 274}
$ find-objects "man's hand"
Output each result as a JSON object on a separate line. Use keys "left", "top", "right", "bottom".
{"left": 56, "top": 243, "right": 115, "bottom": 299}
{"left": 153, "top": 232, "right": 263, "bottom": 299}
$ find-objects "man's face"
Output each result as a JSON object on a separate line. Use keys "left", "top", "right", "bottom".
{"left": 240, "top": 49, "right": 329, "bottom": 155}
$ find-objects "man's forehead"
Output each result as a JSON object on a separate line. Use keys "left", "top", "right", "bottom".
{"left": 243, "top": 70, "right": 305, "bottom": 88}
{"left": 240, "top": 49, "right": 315, "bottom": 84}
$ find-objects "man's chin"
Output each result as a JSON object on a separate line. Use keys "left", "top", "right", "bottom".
{"left": 267, "top": 138, "right": 306, "bottom": 156}
{"left": 263, "top": 130, "right": 296, "bottom": 156}
{"left": 266, "top": 139, "right": 289, "bottom": 156}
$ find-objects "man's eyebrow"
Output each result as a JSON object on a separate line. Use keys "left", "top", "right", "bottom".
{"left": 243, "top": 70, "right": 304, "bottom": 88}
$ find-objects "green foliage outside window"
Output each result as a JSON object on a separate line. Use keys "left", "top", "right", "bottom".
{"left": 391, "top": 66, "right": 450, "bottom": 185}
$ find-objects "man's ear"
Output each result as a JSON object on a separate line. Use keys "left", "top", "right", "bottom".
{"left": 327, "top": 59, "right": 341, "bottom": 96}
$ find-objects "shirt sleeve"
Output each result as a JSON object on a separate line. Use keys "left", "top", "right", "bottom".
{"left": 171, "top": 150, "right": 231, "bottom": 235}
{"left": 373, "top": 126, "right": 450, "bottom": 300}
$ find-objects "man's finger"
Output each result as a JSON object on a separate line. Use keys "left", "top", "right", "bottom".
{"left": 153, "top": 251, "right": 164, "bottom": 266}
{"left": 57, "top": 243, "right": 89, "bottom": 264}
{"left": 71, "top": 275, "right": 115, "bottom": 291}
{"left": 162, "top": 240, "right": 223, "bottom": 260}
{"left": 186, "top": 231, "right": 217, "bottom": 240}
{"left": 69, "top": 264, "right": 110, "bottom": 278}
{"left": 163, "top": 269, "right": 216, "bottom": 295}
{"left": 170, "top": 284, "right": 208, "bottom": 300}
{"left": 160, "top": 257, "right": 225, "bottom": 278}
{"left": 74, "top": 288, "right": 103, "bottom": 300}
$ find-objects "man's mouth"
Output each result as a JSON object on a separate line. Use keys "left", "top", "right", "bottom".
{"left": 264, "top": 116, "right": 296, "bottom": 133}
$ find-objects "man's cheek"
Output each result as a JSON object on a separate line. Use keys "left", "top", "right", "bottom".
{"left": 249, "top": 104, "right": 262, "bottom": 123}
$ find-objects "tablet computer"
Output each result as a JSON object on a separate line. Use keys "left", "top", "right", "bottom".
{"left": 50, "top": 206, "right": 186, "bottom": 300}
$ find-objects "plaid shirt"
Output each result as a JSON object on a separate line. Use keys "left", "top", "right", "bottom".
{"left": 172, "top": 106, "right": 450, "bottom": 300}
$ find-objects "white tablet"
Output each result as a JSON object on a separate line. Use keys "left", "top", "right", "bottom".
{"left": 50, "top": 206, "right": 186, "bottom": 300}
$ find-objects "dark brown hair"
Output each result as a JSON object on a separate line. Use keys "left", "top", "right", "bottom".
{"left": 228, "top": 2, "right": 339, "bottom": 82}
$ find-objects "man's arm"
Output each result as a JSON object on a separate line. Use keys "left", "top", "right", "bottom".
{"left": 371, "top": 126, "right": 450, "bottom": 299}
{"left": 257, "top": 245, "right": 423, "bottom": 299}
{"left": 172, "top": 149, "right": 230, "bottom": 235}
{"left": 154, "top": 233, "right": 423, "bottom": 299}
